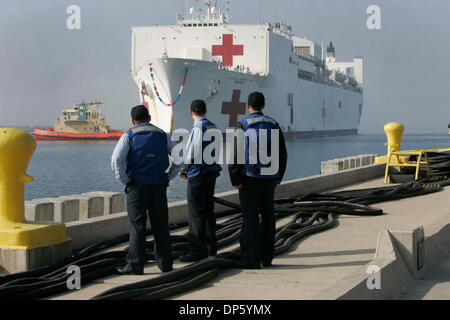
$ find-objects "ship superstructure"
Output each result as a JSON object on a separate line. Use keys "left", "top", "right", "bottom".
{"left": 54, "top": 102, "right": 114, "bottom": 134}
{"left": 131, "top": 0, "right": 364, "bottom": 137}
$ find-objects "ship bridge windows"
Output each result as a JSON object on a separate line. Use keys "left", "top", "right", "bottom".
{"left": 295, "top": 46, "right": 311, "bottom": 55}
{"left": 183, "top": 23, "right": 217, "bottom": 27}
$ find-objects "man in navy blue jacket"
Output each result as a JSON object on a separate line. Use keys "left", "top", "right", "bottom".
{"left": 111, "top": 105, "right": 180, "bottom": 275}
{"left": 178, "top": 100, "right": 222, "bottom": 262}
{"left": 228, "top": 92, "right": 288, "bottom": 269}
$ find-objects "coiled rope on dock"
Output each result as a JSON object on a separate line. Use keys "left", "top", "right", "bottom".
{"left": 0, "top": 172, "right": 446, "bottom": 300}
{"left": 417, "top": 151, "right": 450, "bottom": 179}
{"left": 91, "top": 180, "right": 443, "bottom": 300}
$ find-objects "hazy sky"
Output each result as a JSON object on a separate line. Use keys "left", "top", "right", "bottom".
{"left": 0, "top": 0, "right": 449, "bottom": 133}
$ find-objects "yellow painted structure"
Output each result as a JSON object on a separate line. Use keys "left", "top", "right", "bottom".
{"left": 0, "top": 128, "right": 69, "bottom": 249}
{"left": 376, "top": 122, "right": 450, "bottom": 165}
{"left": 375, "top": 122, "right": 407, "bottom": 164}
{"left": 384, "top": 150, "right": 430, "bottom": 184}
{"left": 384, "top": 122, "right": 404, "bottom": 154}
{"left": 375, "top": 122, "right": 449, "bottom": 183}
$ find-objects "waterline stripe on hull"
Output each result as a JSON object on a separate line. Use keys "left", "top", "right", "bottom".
{"left": 32, "top": 134, "right": 121, "bottom": 141}
{"left": 285, "top": 129, "right": 358, "bottom": 139}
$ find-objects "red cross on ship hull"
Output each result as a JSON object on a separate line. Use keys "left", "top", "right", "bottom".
{"left": 222, "top": 90, "right": 247, "bottom": 127}
{"left": 212, "top": 34, "right": 244, "bottom": 67}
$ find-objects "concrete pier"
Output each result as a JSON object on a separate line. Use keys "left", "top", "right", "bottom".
{"left": 42, "top": 163, "right": 449, "bottom": 300}
{"left": 25, "top": 193, "right": 125, "bottom": 224}
{"left": 321, "top": 154, "right": 378, "bottom": 175}
{"left": 394, "top": 251, "right": 450, "bottom": 300}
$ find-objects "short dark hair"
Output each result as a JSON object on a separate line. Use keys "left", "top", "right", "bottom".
{"left": 131, "top": 105, "right": 150, "bottom": 121}
{"left": 247, "top": 92, "right": 265, "bottom": 111}
{"left": 190, "top": 99, "right": 207, "bottom": 115}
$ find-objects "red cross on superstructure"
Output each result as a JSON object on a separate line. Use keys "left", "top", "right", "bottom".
{"left": 222, "top": 90, "right": 246, "bottom": 127}
{"left": 212, "top": 34, "right": 244, "bottom": 67}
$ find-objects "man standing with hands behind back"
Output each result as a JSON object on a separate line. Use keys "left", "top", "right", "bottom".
{"left": 229, "top": 92, "right": 288, "bottom": 269}
{"left": 111, "top": 105, "right": 180, "bottom": 275}
{"left": 178, "top": 100, "right": 222, "bottom": 262}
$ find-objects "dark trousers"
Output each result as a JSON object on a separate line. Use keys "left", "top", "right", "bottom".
{"left": 238, "top": 176, "right": 276, "bottom": 265}
{"left": 125, "top": 181, "right": 173, "bottom": 270}
{"left": 187, "top": 173, "right": 218, "bottom": 257}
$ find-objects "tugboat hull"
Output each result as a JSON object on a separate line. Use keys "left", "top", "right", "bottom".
{"left": 32, "top": 128, "right": 124, "bottom": 141}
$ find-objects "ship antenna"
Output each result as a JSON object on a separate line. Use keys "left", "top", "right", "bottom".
{"left": 205, "top": 0, "right": 211, "bottom": 19}
{"left": 322, "top": 39, "right": 324, "bottom": 61}
{"left": 226, "top": 0, "right": 230, "bottom": 23}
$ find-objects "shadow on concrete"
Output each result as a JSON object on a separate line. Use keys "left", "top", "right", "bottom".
{"left": 168, "top": 268, "right": 245, "bottom": 299}
{"left": 209, "top": 268, "right": 246, "bottom": 281}
{"left": 395, "top": 252, "right": 450, "bottom": 300}
{"left": 270, "top": 259, "right": 372, "bottom": 270}
{"left": 276, "top": 248, "right": 376, "bottom": 259}
{"left": 0, "top": 265, "right": 8, "bottom": 275}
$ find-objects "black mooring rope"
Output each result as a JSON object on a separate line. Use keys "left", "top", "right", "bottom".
{"left": 0, "top": 168, "right": 447, "bottom": 300}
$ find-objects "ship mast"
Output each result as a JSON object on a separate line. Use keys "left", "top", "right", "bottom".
{"left": 205, "top": 0, "right": 211, "bottom": 19}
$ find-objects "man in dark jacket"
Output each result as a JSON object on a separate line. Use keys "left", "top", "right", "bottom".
{"left": 111, "top": 105, "right": 180, "bottom": 275}
{"left": 178, "top": 100, "right": 222, "bottom": 262}
{"left": 229, "top": 92, "right": 288, "bottom": 269}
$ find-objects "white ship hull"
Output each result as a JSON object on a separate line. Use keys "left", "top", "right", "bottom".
{"left": 131, "top": 15, "right": 364, "bottom": 137}
{"left": 134, "top": 58, "right": 363, "bottom": 136}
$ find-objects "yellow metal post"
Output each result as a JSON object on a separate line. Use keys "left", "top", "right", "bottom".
{"left": 384, "top": 122, "right": 404, "bottom": 154}
{"left": 384, "top": 150, "right": 431, "bottom": 184}
{"left": 376, "top": 122, "right": 406, "bottom": 164}
{"left": 414, "top": 152, "right": 422, "bottom": 181}
{"left": 0, "top": 128, "right": 69, "bottom": 249}
{"left": 425, "top": 153, "right": 430, "bottom": 177}
{"left": 384, "top": 152, "right": 393, "bottom": 184}
{"left": 0, "top": 128, "right": 35, "bottom": 225}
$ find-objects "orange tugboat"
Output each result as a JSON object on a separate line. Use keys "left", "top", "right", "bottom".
{"left": 33, "top": 102, "right": 124, "bottom": 141}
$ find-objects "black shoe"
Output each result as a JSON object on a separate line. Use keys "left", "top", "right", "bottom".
{"left": 262, "top": 261, "right": 272, "bottom": 267}
{"left": 232, "top": 261, "right": 261, "bottom": 269}
{"left": 179, "top": 253, "right": 208, "bottom": 263}
{"left": 156, "top": 260, "right": 173, "bottom": 273}
{"left": 115, "top": 264, "right": 144, "bottom": 275}
{"left": 208, "top": 245, "right": 217, "bottom": 257}
{"left": 158, "top": 265, "right": 173, "bottom": 273}
{"left": 208, "top": 250, "right": 217, "bottom": 257}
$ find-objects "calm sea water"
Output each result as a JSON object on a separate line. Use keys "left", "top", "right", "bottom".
{"left": 25, "top": 134, "right": 450, "bottom": 202}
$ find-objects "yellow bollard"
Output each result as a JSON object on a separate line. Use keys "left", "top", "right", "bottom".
{"left": 384, "top": 122, "right": 404, "bottom": 154}
{"left": 375, "top": 122, "right": 406, "bottom": 164}
{"left": 0, "top": 128, "right": 69, "bottom": 249}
